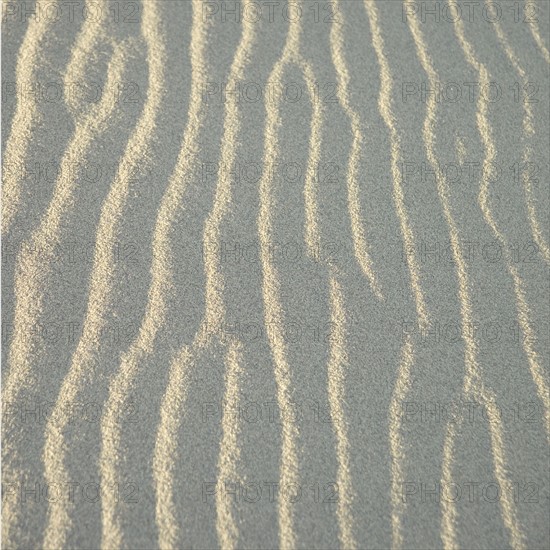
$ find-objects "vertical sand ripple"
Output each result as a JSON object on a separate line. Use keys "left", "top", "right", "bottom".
{"left": 63, "top": 0, "right": 109, "bottom": 117}
{"left": 388, "top": 334, "right": 414, "bottom": 550}
{"left": 363, "top": 0, "right": 429, "bottom": 330}
{"left": 300, "top": 56, "right": 324, "bottom": 263}
{"left": 202, "top": 8, "right": 258, "bottom": 550}
{"left": 100, "top": 0, "right": 210, "bottom": 547}
{"left": 148, "top": 0, "right": 261, "bottom": 538}
{"left": 363, "top": 3, "right": 430, "bottom": 547}
{"left": 153, "top": 346, "right": 195, "bottom": 549}
{"left": 300, "top": 37, "right": 359, "bottom": 544}
{"left": 407, "top": 7, "right": 527, "bottom": 548}
{"left": 2, "top": 37, "right": 131, "bottom": 412}
{"left": 302, "top": 58, "right": 324, "bottom": 261}
{"left": 300, "top": 7, "right": 359, "bottom": 544}
{"left": 527, "top": 0, "right": 550, "bottom": 63}
{"left": 486, "top": 1, "right": 549, "bottom": 264}
{"left": 255, "top": 4, "right": 308, "bottom": 545}
{"left": 215, "top": 341, "right": 245, "bottom": 550}
{"left": 2, "top": 0, "right": 67, "bottom": 233}
{"left": 449, "top": 0, "right": 549, "bottom": 445}
{"left": 329, "top": 0, "right": 383, "bottom": 300}
{"left": 1, "top": 38, "right": 131, "bottom": 546}
{"left": 43, "top": 2, "right": 167, "bottom": 548}
{"left": 326, "top": 272, "right": 358, "bottom": 550}
{"left": 441, "top": 390, "right": 523, "bottom": 549}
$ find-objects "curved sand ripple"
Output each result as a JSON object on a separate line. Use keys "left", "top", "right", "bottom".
{"left": 43, "top": 1, "right": 167, "bottom": 548}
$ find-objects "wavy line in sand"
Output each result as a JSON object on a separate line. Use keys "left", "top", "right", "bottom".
{"left": 486, "top": 1, "right": 549, "bottom": 264}
{"left": 1, "top": 37, "right": 132, "bottom": 547}
{"left": 299, "top": 34, "right": 358, "bottom": 545}
{"left": 98, "top": 1, "right": 211, "bottom": 547}
{"left": 257, "top": 29, "right": 360, "bottom": 547}
{"left": 43, "top": 2, "right": 167, "bottom": 548}
{"left": 2, "top": 34, "right": 131, "bottom": 410}
{"left": 2, "top": 0, "right": 64, "bottom": 233}
{"left": 361, "top": 3, "right": 432, "bottom": 547}
{"left": 388, "top": 333, "right": 414, "bottom": 550}
{"left": 302, "top": 65, "right": 323, "bottom": 260}
{"left": 215, "top": 340, "right": 245, "bottom": 550}
{"left": 363, "top": 0, "right": 428, "bottom": 330}
{"left": 202, "top": 9, "right": 258, "bottom": 550}
{"left": 329, "top": 0, "right": 383, "bottom": 301}
{"left": 149, "top": 0, "right": 261, "bottom": 543}
{"left": 450, "top": 0, "right": 549, "bottom": 445}
{"left": 253, "top": 5, "right": 313, "bottom": 547}
{"left": 407, "top": 7, "right": 527, "bottom": 548}
{"left": 152, "top": 3, "right": 323, "bottom": 548}
{"left": 325, "top": 272, "right": 358, "bottom": 550}
{"left": 300, "top": 1, "right": 404, "bottom": 545}
{"left": 526, "top": 0, "right": 550, "bottom": 63}
{"left": 440, "top": 395, "right": 525, "bottom": 549}
{"left": 62, "top": 0, "right": 110, "bottom": 117}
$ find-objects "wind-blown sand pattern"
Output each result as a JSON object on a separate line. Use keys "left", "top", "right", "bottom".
{"left": 5, "top": 37, "right": 130, "bottom": 404}
{"left": 449, "top": 0, "right": 549, "bottom": 448}
{"left": 2, "top": 0, "right": 549, "bottom": 548}
{"left": 406, "top": 8, "right": 527, "bottom": 548}
{"left": 205, "top": 7, "right": 256, "bottom": 549}
{"left": 363, "top": 4, "right": 431, "bottom": 548}
{"left": 102, "top": 0, "right": 209, "bottom": 546}
{"left": 363, "top": 0, "right": 429, "bottom": 330}
{"left": 2, "top": 0, "right": 64, "bottom": 234}
{"left": 256, "top": 8, "right": 304, "bottom": 546}
{"left": 2, "top": 35, "right": 133, "bottom": 546}
{"left": 388, "top": 334, "right": 414, "bottom": 550}
{"left": 215, "top": 340, "right": 245, "bottom": 550}
{"left": 300, "top": 7, "right": 358, "bottom": 545}
{"left": 325, "top": 273, "right": 358, "bottom": 550}
{"left": 330, "top": 0, "right": 383, "bottom": 301}
{"left": 43, "top": 1, "right": 166, "bottom": 548}
{"left": 62, "top": 0, "right": 110, "bottom": 118}
{"left": 527, "top": 0, "right": 550, "bottom": 64}
{"left": 485, "top": 1, "right": 549, "bottom": 264}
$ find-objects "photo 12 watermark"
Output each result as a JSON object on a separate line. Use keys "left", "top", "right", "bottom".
{"left": 2, "top": 481, "right": 139, "bottom": 504}
{"left": 401, "top": 81, "right": 541, "bottom": 104}
{"left": 2, "top": 1, "right": 140, "bottom": 24}
{"left": 201, "top": 2, "right": 340, "bottom": 23}
{"left": 2, "top": 81, "right": 141, "bottom": 105}
{"left": 401, "top": 481, "right": 545, "bottom": 503}
{"left": 202, "top": 480, "right": 339, "bottom": 504}
{"left": 401, "top": 400, "right": 542, "bottom": 425}
{"left": 402, "top": 2, "right": 543, "bottom": 24}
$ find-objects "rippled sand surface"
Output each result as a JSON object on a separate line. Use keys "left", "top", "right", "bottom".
{"left": 2, "top": 1, "right": 549, "bottom": 548}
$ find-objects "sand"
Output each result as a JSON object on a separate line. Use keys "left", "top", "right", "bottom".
{"left": 2, "top": 1, "right": 549, "bottom": 548}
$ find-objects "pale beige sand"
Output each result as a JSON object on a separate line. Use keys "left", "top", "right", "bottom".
{"left": 2, "top": 1, "right": 549, "bottom": 549}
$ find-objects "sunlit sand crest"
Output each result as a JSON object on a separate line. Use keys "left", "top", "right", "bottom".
{"left": 39, "top": 1, "right": 168, "bottom": 547}
{"left": 329, "top": 0, "right": 383, "bottom": 301}
{"left": 450, "top": 0, "right": 549, "bottom": 449}
{"left": 3, "top": 36, "right": 133, "bottom": 547}
{"left": 2, "top": 0, "right": 65, "bottom": 234}
{"left": 486, "top": 1, "right": 549, "bottom": 264}
{"left": 407, "top": 6, "right": 527, "bottom": 548}
{"left": 96, "top": 0, "right": 210, "bottom": 547}
{"left": 363, "top": 0, "right": 429, "bottom": 331}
